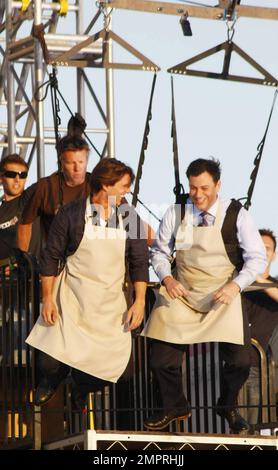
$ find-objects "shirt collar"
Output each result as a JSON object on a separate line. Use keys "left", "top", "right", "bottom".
{"left": 189, "top": 196, "right": 219, "bottom": 217}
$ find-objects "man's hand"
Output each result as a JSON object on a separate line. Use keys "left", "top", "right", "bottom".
{"left": 213, "top": 281, "right": 240, "bottom": 305}
{"left": 41, "top": 299, "right": 58, "bottom": 326}
{"left": 125, "top": 300, "right": 145, "bottom": 331}
{"left": 163, "top": 276, "right": 189, "bottom": 300}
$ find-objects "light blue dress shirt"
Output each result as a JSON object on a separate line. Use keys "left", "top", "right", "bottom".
{"left": 151, "top": 197, "right": 267, "bottom": 291}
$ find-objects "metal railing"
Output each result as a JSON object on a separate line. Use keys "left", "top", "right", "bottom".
{"left": 0, "top": 259, "right": 277, "bottom": 448}
{"left": 0, "top": 251, "right": 39, "bottom": 449}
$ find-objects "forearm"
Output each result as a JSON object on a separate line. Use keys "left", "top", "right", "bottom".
{"left": 142, "top": 221, "right": 156, "bottom": 247}
{"left": 255, "top": 276, "right": 278, "bottom": 301}
{"left": 41, "top": 275, "right": 59, "bottom": 325}
{"left": 17, "top": 223, "right": 32, "bottom": 251}
{"left": 150, "top": 206, "right": 176, "bottom": 281}
{"left": 133, "top": 281, "right": 147, "bottom": 304}
{"left": 41, "top": 275, "right": 56, "bottom": 300}
{"left": 233, "top": 263, "right": 267, "bottom": 292}
{"left": 265, "top": 288, "right": 278, "bottom": 302}
{"left": 151, "top": 247, "right": 173, "bottom": 282}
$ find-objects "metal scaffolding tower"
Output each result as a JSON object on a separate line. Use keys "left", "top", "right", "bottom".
{"left": 0, "top": 0, "right": 117, "bottom": 179}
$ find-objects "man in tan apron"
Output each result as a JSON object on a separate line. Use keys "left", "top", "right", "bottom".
{"left": 26, "top": 158, "right": 149, "bottom": 408}
{"left": 142, "top": 158, "right": 266, "bottom": 433}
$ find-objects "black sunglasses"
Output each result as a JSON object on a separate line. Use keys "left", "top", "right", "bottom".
{"left": 3, "top": 170, "right": 28, "bottom": 179}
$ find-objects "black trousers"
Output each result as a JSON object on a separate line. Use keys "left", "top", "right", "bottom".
{"left": 37, "top": 352, "right": 110, "bottom": 396}
{"left": 37, "top": 351, "right": 132, "bottom": 397}
{"left": 150, "top": 299, "right": 251, "bottom": 411}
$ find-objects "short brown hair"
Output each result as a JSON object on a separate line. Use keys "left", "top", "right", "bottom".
{"left": 57, "top": 135, "right": 90, "bottom": 157}
{"left": 0, "top": 154, "right": 28, "bottom": 173}
{"left": 90, "top": 158, "right": 135, "bottom": 194}
{"left": 259, "top": 228, "right": 276, "bottom": 251}
{"left": 186, "top": 158, "right": 221, "bottom": 183}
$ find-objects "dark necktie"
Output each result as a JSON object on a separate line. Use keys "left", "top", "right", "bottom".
{"left": 198, "top": 211, "right": 210, "bottom": 226}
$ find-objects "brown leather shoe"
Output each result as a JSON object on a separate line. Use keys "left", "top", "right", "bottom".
{"left": 144, "top": 404, "right": 191, "bottom": 431}
{"left": 34, "top": 378, "right": 57, "bottom": 406}
{"left": 216, "top": 400, "right": 250, "bottom": 434}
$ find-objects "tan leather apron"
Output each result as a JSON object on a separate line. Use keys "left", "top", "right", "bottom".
{"left": 26, "top": 197, "right": 131, "bottom": 382}
{"left": 142, "top": 201, "right": 244, "bottom": 345}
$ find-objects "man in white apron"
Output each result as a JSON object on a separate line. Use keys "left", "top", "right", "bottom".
{"left": 142, "top": 158, "right": 266, "bottom": 433}
{"left": 26, "top": 158, "right": 149, "bottom": 408}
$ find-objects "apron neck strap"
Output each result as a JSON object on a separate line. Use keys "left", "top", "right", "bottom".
{"left": 214, "top": 199, "right": 223, "bottom": 228}
{"left": 85, "top": 196, "right": 124, "bottom": 230}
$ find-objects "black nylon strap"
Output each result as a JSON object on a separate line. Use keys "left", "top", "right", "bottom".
{"left": 244, "top": 88, "right": 278, "bottom": 210}
{"left": 132, "top": 73, "right": 157, "bottom": 207}
{"left": 171, "top": 76, "right": 185, "bottom": 203}
{"left": 175, "top": 197, "right": 243, "bottom": 270}
{"left": 221, "top": 199, "right": 243, "bottom": 271}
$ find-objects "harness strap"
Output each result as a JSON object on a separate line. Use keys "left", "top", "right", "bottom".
{"left": 171, "top": 76, "right": 185, "bottom": 202}
{"left": 244, "top": 88, "right": 278, "bottom": 210}
{"left": 132, "top": 73, "right": 157, "bottom": 207}
{"left": 175, "top": 197, "right": 243, "bottom": 270}
{"left": 221, "top": 199, "right": 243, "bottom": 271}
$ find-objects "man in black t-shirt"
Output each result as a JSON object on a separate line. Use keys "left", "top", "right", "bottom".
{"left": 0, "top": 154, "right": 39, "bottom": 259}
{"left": 0, "top": 154, "right": 40, "bottom": 368}
{"left": 243, "top": 229, "right": 278, "bottom": 424}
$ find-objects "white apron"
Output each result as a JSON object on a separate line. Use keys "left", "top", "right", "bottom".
{"left": 26, "top": 198, "right": 131, "bottom": 382}
{"left": 142, "top": 201, "right": 244, "bottom": 345}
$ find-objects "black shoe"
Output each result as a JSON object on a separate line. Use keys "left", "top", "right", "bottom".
{"left": 216, "top": 401, "right": 250, "bottom": 434}
{"left": 71, "top": 388, "right": 87, "bottom": 412}
{"left": 34, "top": 378, "right": 57, "bottom": 406}
{"left": 144, "top": 404, "right": 191, "bottom": 431}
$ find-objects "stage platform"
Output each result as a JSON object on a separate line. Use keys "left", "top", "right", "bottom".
{"left": 43, "top": 429, "right": 278, "bottom": 451}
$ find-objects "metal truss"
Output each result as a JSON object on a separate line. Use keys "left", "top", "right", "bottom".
{"left": 100, "top": 1, "right": 278, "bottom": 21}
{"left": 1, "top": 1, "right": 278, "bottom": 181}
{"left": 0, "top": 1, "right": 156, "bottom": 180}
{"left": 0, "top": 1, "right": 118, "bottom": 178}
{"left": 84, "top": 429, "right": 278, "bottom": 451}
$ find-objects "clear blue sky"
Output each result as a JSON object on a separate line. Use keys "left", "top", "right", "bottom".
{"left": 29, "top": 1, "right": 278, "bottom": 274}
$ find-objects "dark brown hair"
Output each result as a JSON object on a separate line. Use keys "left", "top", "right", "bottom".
{"left": 186, "top": 158, "right": 221, "bottom": 183}
{"left": 0, "top": 154, "right": 28, "bottom": 173}
{"left": 57, "top": 135, "right": 90, "bottom": 157}
{"left": 259, "top": 228, "right": 277, "bottom": 251}
{"left": 90, "top": 158, "right": 135, "bottom": 194}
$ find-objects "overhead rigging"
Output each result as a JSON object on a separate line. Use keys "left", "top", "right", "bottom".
{"left": 31, "top": 1, "right": 278, "bottom": 217}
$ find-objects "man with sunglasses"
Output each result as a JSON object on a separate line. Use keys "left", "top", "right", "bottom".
{"left": 0, "top": 154, "right": 40, "bottom": 259}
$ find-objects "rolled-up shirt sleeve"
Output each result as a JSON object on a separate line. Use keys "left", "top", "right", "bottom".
{"left": 127, "top": 212, "right": 149, "bottom": 283}
{"left": 151, "top": 205, "right": 176, "bottom": 282}
{"left": 40, "top": 206, "right": 70, "bottom": 276}
{"left": 233, "top": 207, "right": 267, "bottom": 291}
{"left": 21, "top": 180, "right": 44, "bottom": 223}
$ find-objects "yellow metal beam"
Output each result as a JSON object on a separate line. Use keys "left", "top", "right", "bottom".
{"left": 58, "top": 0, "right": 69, "bottom": 16}
{"left": 20, "top": 0, "right": 31, "bottom": 12}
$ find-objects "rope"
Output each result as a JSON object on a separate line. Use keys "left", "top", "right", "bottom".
{"left": 130, "top": 193, "right": 161, "bottom": 223}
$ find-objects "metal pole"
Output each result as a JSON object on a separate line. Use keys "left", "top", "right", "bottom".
{"left": 76, "top": 0, "right": 85, "bottom": 117}
{"left": 6, "top": 0, "right": 16, "bottom": 153}
{"left": 105, "top": 8, "right": 115, "bottom": 158}
{"left": 34, "top": 0, "right": 45, "bottom": 178}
